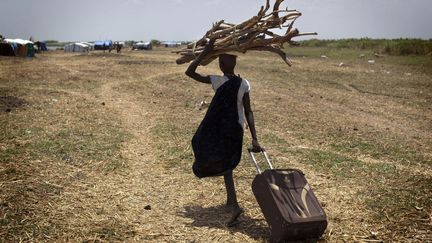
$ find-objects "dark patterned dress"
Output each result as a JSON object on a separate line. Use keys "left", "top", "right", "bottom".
{"left": 192, "top": 76, "right": 244, "bottom": 178}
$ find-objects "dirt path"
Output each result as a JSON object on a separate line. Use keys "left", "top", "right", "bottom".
{"left": 86, "top": 73, "right": 271, "bottom": 242}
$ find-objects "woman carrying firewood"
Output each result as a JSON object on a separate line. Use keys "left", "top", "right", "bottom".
{"left": 185, "top": 39, "right": 262, "bottom": 226}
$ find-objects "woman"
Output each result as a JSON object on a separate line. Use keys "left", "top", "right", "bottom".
{"left": 185, "top": 39, "right": 262, "bottom": 226}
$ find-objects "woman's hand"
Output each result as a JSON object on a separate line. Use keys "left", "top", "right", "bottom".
{"left": 202, "top": 39, "right": 216, "bottom": 55}
{"left": 184, "top": 39, "right": 216, "bottom": 84}
{"left": 251, "top": 138, "right": 263, "bottom": 152}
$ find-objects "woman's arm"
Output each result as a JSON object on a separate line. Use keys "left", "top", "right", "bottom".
{"left": 185, "top": 39, "right": 215, "bottom": 84}
{"left": 243, "top": 92, "right": 262, "bottom": 152}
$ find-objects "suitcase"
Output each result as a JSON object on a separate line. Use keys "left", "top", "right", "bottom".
{"left": 248, "top": 149, "right": 327, "bottom": 242}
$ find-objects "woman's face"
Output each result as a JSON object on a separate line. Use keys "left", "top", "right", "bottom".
{"left": 219, "top": 54, "right": 237, "bottom": 73}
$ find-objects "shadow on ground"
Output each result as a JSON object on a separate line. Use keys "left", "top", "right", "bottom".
{"left": 182, "top": 204, "right": 270, "bottom": 241}
{"left": 181, "top": 204, "right": 320, "bottom": 242}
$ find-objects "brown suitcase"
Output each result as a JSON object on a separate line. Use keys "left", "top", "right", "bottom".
{"left": 249, "top": 149, "right": 327, "bottom": 242}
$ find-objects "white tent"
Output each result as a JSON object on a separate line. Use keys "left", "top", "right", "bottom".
{"left": 79, "top": 42, "right": 94, "bottom": 50}
{"left": 64, "top": 43, "right": 89, "bottom": 52}
{"left": 162, "top": 41, "right": 181, "bottom": 47}
{"left": 133, "top": 41, "right": 152, "bottom": 50}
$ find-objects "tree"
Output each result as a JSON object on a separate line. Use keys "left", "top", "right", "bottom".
{"left": 151, "top": 39, "right": 161, "bottom": 46}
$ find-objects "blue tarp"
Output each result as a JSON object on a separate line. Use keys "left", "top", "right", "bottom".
{"left": 94, "top": 40, "right": 113, "bottom": 50}
{"left": 40, "top": 42, "right": 48, "bottom": 51}
{"left": 35, "top": 41, "right": 48, "bottom": 51}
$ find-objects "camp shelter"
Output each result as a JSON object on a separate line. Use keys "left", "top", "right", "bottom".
{"left": 64, "top": 43, "right": 89, "bottom": 52}
{"left": 26, "top": 44, "right": 35, "bottom": 57}
{"left": 4, "top": 39, "right": 35, "bottom": 57}
{"left": 94, "top": 40, "right": 112, "bottom": 50}
{"left": 132, "top": 41, "right": 152, "bottom": 50}
{"left": 17, "top": 44, "right": 28, "bottom": 57}
{"left": 79, "top": 42, "right": 94, "bottom": 50}
{"left": 162, "top": 41, "right": 181, "bottom": 48}
{"left": 0, "top": 42, "right": 15, "bottom": 56}
{"left": 35, "top": 41, "right": 48, "bottom": 52}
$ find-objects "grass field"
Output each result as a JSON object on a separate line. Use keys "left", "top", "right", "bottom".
{"left": 1, "top": 47, "right": 431, "bottom": 242}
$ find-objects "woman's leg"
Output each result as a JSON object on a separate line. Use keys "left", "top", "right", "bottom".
{"left": 224, "top": 171, "right": 243, "bottom": 226}
{"left": 224, "top": 171, "right": 239, "bottom": 207}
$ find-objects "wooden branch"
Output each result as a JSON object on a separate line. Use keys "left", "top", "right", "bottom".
{"left": 174, "top": 0, "right": 317, "bottom": 66}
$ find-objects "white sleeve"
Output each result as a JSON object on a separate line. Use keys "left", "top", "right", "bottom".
{"left": 209, "top": 75, "right": 223, "bottom": 91}
{"left": 242, "top": 79, "right": 251, "bottom": 93}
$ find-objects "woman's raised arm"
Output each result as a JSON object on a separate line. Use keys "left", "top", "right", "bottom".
{"left": 185, "top": 39, "right": 216, "bottom": 84}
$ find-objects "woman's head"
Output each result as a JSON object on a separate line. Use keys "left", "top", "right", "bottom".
{"left": 219, "top": 54, "right": 237, "bottom": 74}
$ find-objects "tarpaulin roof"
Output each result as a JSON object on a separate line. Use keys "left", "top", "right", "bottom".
{"left": 64, "top": 43, "right": 90, "bottom": 52}
{"left": 94, "top": 40, "right": 112, "bottom": 46}
{"left": 135, "top": 41, "right": 151, "bottom": 46}
{"left": 162, "top": 41, "right": 181, "bottom": 45}
{"left": 5, "top": 38, "right": 33, "bottom": 45}
{"left": 74, "top": 43, "right": 89, "bottom": 48}
{"left": 79, "top": 42, "right": 93, "bottom": 47}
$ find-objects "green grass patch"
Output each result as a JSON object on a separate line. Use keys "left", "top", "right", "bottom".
{"left": 287, "top": 46, "right": 432, "bottom": 69}
{"left": 0, "top": 94, "right": 129, "bottom": 172}
{"left": 292, "top": 148, "right": 398, "bottom": 180}
{"left": 291, "top": 146, "right": 431, "bottom": 233}
{"left": 330, "top": 137, "right": 431, "bottom": 166}
{"left": 300, "top": 38, "right": 432, "bottom": 56}
{"left": 288, "top": 46, "right": 365, "bottom": 60}
{"left": 151, "top": 122, "right": 194, "bottom": 171}
{"left": 1, "top": 125, "right": 128, "bottom": 171}
{"left": 363, "top": 175, "right": 432, "bottom": 234}
{"left": 261, "top": 132, "right": 288, "bottom": 147}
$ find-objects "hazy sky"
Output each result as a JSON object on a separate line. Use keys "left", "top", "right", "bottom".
{"left": 1, "top": 0, "right": 431, "bottom": 41}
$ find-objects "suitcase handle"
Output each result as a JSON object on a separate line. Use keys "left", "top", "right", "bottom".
{"left": 248, "top": 148, "right": 274, "bottom": 174}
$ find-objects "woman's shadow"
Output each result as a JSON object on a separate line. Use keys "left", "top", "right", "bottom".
{"left": 180, "top": 204, "right": 320, "bottom": 242}
{"left": 181, "top": 204, "right": 270, "bottom": 241}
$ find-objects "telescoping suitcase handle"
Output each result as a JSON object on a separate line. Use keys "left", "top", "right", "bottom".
{"left": 248, "top": 148, "right": 274, "bottom": 174}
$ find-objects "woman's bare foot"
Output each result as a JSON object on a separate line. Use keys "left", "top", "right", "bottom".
{"left": 226, "top": 206, "right": 244, "bottom": 227}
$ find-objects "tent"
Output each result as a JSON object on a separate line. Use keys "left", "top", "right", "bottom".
{"left": 132, "top": 41, "right": 152, "bottom": 50}
{"left": 35, "top": 41, "right": 48, "bottom": 52}
{"left": 0, "top": 42, "right": 15, "bottom": 56}
{"left": 64, "top": 43, "right": 90, "bottom": 52}
{"left": 94, "top": 40, "right": 112, "bottom": 50}
{"left": 3, "top": 39, "right": 35, "bottom": 57}
{"left": 79, "top": 42, "right": 94, "bottom": 50}
{"left": 162, "top": 41, "right": 181, "bottom": 48}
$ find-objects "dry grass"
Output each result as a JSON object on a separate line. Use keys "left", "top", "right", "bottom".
{"left": 0, "top": 47, "right": 431, "bottom": 242}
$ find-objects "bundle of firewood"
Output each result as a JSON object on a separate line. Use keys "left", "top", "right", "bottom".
{"left": 174, "top": 0, "right": 316, "bottom": 66}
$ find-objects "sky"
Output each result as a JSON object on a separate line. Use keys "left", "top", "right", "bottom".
{"left": 1, "top": 0, "right": 431, "bottom": 42}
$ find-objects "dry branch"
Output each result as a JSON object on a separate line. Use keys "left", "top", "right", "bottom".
{"left": 174, "top": 0, "right": 317, "bottom": 66}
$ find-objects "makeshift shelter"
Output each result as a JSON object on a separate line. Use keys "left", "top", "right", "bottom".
{"left": 27, "top": 44, "right": 35, "bottom": 57}
{"left": 80, "top": 42, "right": 94, "bottom": 50}
{"left": 17, "top": 44, "right": 28, "bottom": 57}
{"left": 64, "top": 43, "right": 89, "bottom": 52}
{"left": 132, "top": 41, "right": 152, "bottom": 50}
{"left": 163, "top": 41, "right": 181, "bottom": 48}
{"left": 94, "top": 40, "right": 112, "bottom": 50}
{"left": 35, "top": 41, "right": 48, "bottom": 52}
{"left": 0, "top": 42, "right": 15, "bottom": 56}
{"left": 4, "top": 39, "right": 35, "bottom": 57}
